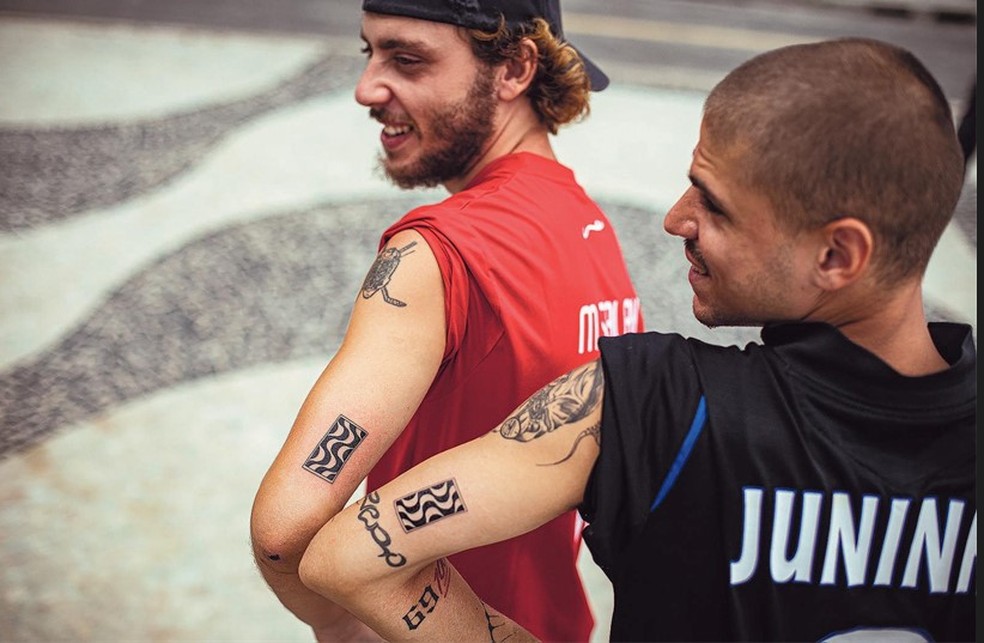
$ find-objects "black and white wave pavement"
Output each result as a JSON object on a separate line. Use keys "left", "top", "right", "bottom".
{"left": 0, "top": 14, "right": 975, "bottom": 642}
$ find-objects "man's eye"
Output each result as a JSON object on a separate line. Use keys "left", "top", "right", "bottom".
{"left": 700, "top": 193, "right": 723, "bottom": 215}
{"left": 394, "top": 55, "right": 421, "bottom": 66}
{"left": 359, "top": 44, "right": 371, "bottom": 57}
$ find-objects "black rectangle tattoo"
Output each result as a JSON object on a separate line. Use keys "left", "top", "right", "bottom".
{"left": 394, "top": 478, "right": 467, "bottom": 533}
{"left": 302, "top": 414, "right": 367, "bottom": 484}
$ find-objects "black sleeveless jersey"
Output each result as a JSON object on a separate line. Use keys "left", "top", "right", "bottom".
{"left": 580, "top": 322, "right": 976, "bottom": 642}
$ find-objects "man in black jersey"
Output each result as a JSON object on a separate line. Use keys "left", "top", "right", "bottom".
{"left": 294, "top": 38, "right": 976, "bottom": 642}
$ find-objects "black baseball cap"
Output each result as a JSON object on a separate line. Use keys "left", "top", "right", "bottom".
{"left": 361, "top": 0, "right": 609, "bottom": 91}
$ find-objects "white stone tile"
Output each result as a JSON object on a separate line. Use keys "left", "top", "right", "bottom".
{"left": 0, "top": 16, "right": 332, "bottom": 125}
{"left": 0, "top": 358, "right": 331, "bottom": 640}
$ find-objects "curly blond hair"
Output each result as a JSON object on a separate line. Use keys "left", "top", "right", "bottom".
{"left": 468, "top": 17, "right": 591, "bottom": 134}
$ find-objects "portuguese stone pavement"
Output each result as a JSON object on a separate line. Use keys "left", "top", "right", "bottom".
{"left": 0, "top": 9, "right": 975, "bottom": 641}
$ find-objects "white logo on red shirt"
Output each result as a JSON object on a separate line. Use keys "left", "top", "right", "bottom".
{"left": 578, "top": 297, "right": 641, "bottom": 354}
{"left": 582, "top": 219, "right": 605, "bottom": 239}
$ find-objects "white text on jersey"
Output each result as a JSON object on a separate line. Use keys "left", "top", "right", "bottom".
{"left": 730, "top": 487, "right": 976, "bottom": 594}
{"left": 578, "top": 298, "right": 641, "bottom": 354}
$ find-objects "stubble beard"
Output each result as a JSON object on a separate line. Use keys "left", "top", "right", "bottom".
{"left": 691, "top": 244, "right": 793, "bottom": 330}
{"left": 379, "top": 72, "right": 497, "bottom": 190}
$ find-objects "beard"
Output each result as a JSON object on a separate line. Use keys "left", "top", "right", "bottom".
{"left": 686, "top": 238, "right": 795, "bottom": 329}
{"left": 374, "top": 71, "right": 497, "bottom": 190}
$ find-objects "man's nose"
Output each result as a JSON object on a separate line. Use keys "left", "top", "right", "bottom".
{"left": 664, "top": 188, "right": 698, "bottom": 239}
{"left": 354, "top": 63, "right": 390, "bottom": 108}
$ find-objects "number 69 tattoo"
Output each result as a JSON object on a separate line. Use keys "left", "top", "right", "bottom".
{"left": 403, "top": 585, "right": 439, "bottom": 631}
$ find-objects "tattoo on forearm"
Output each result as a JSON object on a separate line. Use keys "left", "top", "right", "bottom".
{"left": 302, "top": 415, "right": 367, "bottom": 483}
{"left": 482, "top": 603, "right": 515, "bottom": 642}
{"left": 539, "top": 422, "right": 601, "bottom": 466}
{"left": 402, "top": 560, "right": 451, "bottom": 631}
{"left": 433, "top": 558, "right": 452, "bottom": 597}
{"left": 357, "top": 491, "right": 407, "bottom": 568}
{"left": 497, "top": 362, "right": 603, "bottom": 442}
{"left": 361, "top": 241, "right": 417, "bottom": 307}
{"left": 394, "top": 479, "right": 467, "bottom": 533}
{"left": 402, "top": 584, "right": 439, "bottom": 631}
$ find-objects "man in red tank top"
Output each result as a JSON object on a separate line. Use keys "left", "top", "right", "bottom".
{"left": 250, "top": 1, "right": 642, "bottom": 640}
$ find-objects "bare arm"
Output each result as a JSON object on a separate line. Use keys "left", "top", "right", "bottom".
{"left": 298, "top": 360, "right": 605, "bottom": 641}
{"left": 250, "top": 229, "right": 447, "bottom": 639}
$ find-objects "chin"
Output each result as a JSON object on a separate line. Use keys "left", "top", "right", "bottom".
{"left": 694, "top": 304, "right": 761, "bottom": 329}
{"left": 379, "top": 163, "right": 435, "bottom": 190}
{"left": 696, "top": 315, "right": 725, "bottom": 329}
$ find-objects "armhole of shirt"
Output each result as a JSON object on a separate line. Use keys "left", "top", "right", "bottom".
{"left": 402, "top": 224, "right": 467, "bottom": 365}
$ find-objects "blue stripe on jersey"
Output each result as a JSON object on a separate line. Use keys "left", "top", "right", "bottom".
{"left": 650, "top": 395, "right": 707, "bottom": 512}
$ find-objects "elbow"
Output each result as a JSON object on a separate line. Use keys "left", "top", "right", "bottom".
{"left": 250, "top": 485, "right": 320, "bottom": 575}
{"left": 297, "top": 516, "right": 363, "bottom": 603}
{"left": 250, "top": 520, "right": 302, "bottom": 575}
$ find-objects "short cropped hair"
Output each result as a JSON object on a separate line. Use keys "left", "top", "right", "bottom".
{"left": 703, "top": 37, "right": 964, "bottom": 285}
{"left": 467, "top": 17, "right": 591, "bottom": 134}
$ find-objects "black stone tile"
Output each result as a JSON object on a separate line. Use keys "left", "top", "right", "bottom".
{"left": 0, "top": 52, "right": 363, "bottom": 231}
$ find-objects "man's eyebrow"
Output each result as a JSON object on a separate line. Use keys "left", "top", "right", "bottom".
{"left": 360, "top": 33, "right": 436, "bottom": 54}
{"left": 688, "top": 173, "right": 725, "bottom": 210}
{"left": 688, "top": 172, "right": 710, "bottom": 195}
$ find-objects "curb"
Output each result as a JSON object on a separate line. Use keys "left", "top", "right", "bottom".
{"left": 808, "top": 0, "right": 977, "bottom": 22}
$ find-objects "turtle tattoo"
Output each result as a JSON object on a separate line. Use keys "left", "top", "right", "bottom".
{"left": 361, "top": 241, "right": 417, "bottom": 307}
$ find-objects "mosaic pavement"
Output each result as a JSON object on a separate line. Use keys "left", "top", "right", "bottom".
{"left": 0, "top": 13, "right": 976, "bottom": 642}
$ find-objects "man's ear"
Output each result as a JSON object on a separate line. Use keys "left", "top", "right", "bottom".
{"left": 496, "top": 38, "right": 538, "bottom": 101}
{"left": 813, "top": 217, "right": 873, "bottom": 290}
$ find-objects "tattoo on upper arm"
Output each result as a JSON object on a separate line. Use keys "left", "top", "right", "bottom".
{"left": 302, "top": 415, "right": 367, "bottom": 483}
{"left": 361, "top": 241, "right": 417, "bottom": 307}
{"left": 497, "top": 362, "right": 603, "bottom": 442}
{"left": 357, "top": 491, "right": 407, "bottom": 568}
{"left": 538, "top": 421, "right": 601, "bottom": 466}
{"left": 394, "top": 479, "right": 467, "bottom": 533}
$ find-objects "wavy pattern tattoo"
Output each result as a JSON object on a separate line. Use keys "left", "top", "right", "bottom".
{"left": 394, "top": 479, "right": 467, "bottom": 533}
{"left": 497, "top": 361, "right": 603, "bottom": 442}
{"left": 302, "top": 415, "right": 367, "bottom": 484}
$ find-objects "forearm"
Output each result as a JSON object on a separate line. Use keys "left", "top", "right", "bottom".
{"left": 255, "top": 551, "right": 379, "bottom": 641}
{"left": 251, "top": 456, "right": 375, "bottom": 636}
{"left": 295, "top": 469, "right": 541, "bottom": 641}
{"left": 302, "top": 554, "right": 536, "bottom": 642}
{"left": 295, "top": 361, "right": 604, "bottom": 640}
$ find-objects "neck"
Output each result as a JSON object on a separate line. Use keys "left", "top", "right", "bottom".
{"left": 444, "top": 103, "right": 555, "bottom": 194}
{"left": 822, "top": 281, "right": 948, "bottom": 376}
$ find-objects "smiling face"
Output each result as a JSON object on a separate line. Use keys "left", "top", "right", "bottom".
{"left": 663, "top": 121, "right": 822, "bottom": 328}
{"left": 355, "top": 12, "right": 498, "bottom": 189}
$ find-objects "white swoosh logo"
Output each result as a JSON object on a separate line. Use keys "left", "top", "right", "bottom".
{"left": 582, "top": 219, "right": 605, "bottom": 239}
